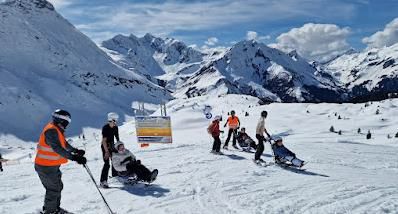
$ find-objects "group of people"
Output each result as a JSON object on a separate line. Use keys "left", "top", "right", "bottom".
{"left": 34, "top": 109, "right": 157, "bottom": 214}
{"left": 33, "top": 108, "right": 304, "bottom": 214}
{"left": 208, "top": 110, "right": 305, "bottom": 167}
{"left": 99, "top": 112, "right": 158, "bottom": 189}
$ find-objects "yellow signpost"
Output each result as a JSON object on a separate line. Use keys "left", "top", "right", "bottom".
{"left": 135, "top": 116, "right": 172, "bottom": 145}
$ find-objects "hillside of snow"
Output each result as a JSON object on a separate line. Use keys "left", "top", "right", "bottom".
{"left": 0, "top": 0, "right": 170, "bottom": 141}
{"left": 1, "top": 95, "right": 397, "bottom": 214}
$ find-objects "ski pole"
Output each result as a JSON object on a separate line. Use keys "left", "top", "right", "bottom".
{"left": 83, "top": 164, "right": 115, "bottom": 214}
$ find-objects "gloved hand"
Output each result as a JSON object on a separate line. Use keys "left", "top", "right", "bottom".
{"left": 74, "top": 149, "right": 85, "bottom": 156}
{"left": 121, "top": 156, "right": 133, "bottom": 164}
{"left": 72, "top": 155, "right": 87, "bottom": 165}
{"left": 136, "top": 159, "right": 141, "bottom": 165}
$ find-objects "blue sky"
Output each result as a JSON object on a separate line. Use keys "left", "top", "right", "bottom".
{"left": 49, "top": 0, "right": 398, "bottom": 61}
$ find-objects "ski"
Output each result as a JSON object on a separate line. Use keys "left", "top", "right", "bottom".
{"left": 275, "top": 162, "right": 307, "bottom": 171}
{"left": 253, "top": 159, "right": 272, "bottom": 167}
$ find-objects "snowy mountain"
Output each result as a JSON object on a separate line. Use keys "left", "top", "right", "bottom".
{"left": 102, "top": 36, "right": 344, "bottom": 103}
{"left": 101, "top": 33, "right": 204, "bottom": 85}
{"left": 173, "top": 40, "right": 343, "bottom": 103}
{"left": 0, "top": 0, "right": 170, "bottom": 141}
{"left": 324, "top": 44, "right": 398, "bottom": 102}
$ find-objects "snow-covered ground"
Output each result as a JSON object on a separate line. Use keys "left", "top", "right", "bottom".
{"left": 1, "top": 95, "right": 398, "bottom": 214}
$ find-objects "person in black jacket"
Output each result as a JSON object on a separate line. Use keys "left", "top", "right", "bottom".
{"left": 100, "top": 112, "right": 120, "bottom": 188}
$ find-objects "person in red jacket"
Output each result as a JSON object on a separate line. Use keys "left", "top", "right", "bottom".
{"left": 208, "top": 115, "right": 224, "bottom": 155}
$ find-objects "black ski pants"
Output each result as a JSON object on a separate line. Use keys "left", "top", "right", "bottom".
{"left": 100, "top": 145, "right": 118, "bottom": 182}
{"left": 126, "top": 161, "right": 152, "bottom": 182}
{"left": 212, "top": 136, "right": 221, "bottom": 152}
{"left": 224, "top": 128, "right": 238, "bottom": 147}
{"left": 255, "top": 134, "right": 265, "bottom": 160}
{"left": 0, "top": 153, "right": 3, "bottom": 172}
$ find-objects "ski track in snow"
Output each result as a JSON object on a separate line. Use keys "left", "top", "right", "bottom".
{"left": 1, "top": 96, "right": 398, "bottom": 214}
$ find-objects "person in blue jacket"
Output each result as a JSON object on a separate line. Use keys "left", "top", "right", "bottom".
{"left": 272, "top": 137, "right": 305, "bottom": 168}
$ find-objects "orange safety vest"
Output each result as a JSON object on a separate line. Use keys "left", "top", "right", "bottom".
{"left": 35, "top": 123, "right": 68, "bottom": 166}
{"left": 227, "top": 116, "right": 239, "bottom": 129}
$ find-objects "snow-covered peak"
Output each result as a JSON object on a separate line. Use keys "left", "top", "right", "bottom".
{"left": 0, "top": 0, "right": 170, "bottom": 141}
{"left": 325, "top": 43, "right": 398, "bottom": 101}
{"left": 2, "top": 0, "right": 54, "bottom": 11}
{"left": 173, "top": 40, "right": 342, "bottom": 102}
{"left": 101, "top": 33, "right": 205, "bottom": 84}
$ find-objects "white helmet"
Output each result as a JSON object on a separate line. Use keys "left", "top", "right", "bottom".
{"left": 114, "top": 141, "right": 124, "bottom": 150}
{"left": 107, "top": 112, "right": 119, "bottom": 122}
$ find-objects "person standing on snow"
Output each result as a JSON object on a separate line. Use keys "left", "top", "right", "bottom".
{"left": 35, "top": 109, "right": 87, "bottom": 214}
{"left": 254, "top": 111, "right": 271, "bottom": 163}
{"left": 0, "top": 153, "right": 4, "bottom": 172}
{"left": 223, "top": 110, "right": 240, "bottom": 150}
{"left": 208, "top": 115, "right": 223, "bottom": 154}
{"left": 99, "top": 112, "right": 120, "bottom": 188}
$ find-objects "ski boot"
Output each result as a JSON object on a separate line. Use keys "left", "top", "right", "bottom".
{"left": 149, "top": 169, "right": 158, "bottom": 183}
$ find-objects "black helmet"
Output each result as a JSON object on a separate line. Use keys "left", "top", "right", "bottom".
{"left": 231, "top": 110, "right": 235, "bottom": 115}
{"left": 261, "top": 111, "right": 268, "bottom": 118}
{"left": 52, "top": 109, "right": 71, "bottom": 128}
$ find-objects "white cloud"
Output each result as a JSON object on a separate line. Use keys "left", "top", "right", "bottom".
{"left": 362, "top": 17, "right": 398, "bottom": 48}
{"left": 205, "top": 37, "right": 219, "bottom": 46}
{"left": 58, "top": 0, "right": 358, "bottom": 42}
{"left": 271, "top": 23, "right": 351, "bottom": 62}
{"left": 246, "top": 31, "right": 271, "bottom": 41}
{"left": 246, "top": 31, "right": 258, "bottom": 40}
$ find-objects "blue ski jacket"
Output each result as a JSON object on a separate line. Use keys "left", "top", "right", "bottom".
{"left": 272, "top": 144, "right": 295, "bottom": 158}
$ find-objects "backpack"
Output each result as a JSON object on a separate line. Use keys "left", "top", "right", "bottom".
{"left": 207, "top": 123, "right": 215, "bottom": 135}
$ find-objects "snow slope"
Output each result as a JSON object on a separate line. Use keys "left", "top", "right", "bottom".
{"left": 0, "top": 0, "right": 170, "bottom": 141}
{"left": 1, "top": 95, "right": 397, "bottom": 214}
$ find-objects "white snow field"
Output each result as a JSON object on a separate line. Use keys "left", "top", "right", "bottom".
{"left": 1, "top": 95, "right": 398, "bottom": 214}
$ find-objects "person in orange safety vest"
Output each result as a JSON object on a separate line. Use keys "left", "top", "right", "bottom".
{"left": 34, "top": 109, "right": 86, "bottom": 214}
{"left": 223, "top": 110, "right": 241, "bottom": 150}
